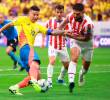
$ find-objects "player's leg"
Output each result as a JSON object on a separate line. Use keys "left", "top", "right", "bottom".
{"left": 68, "top": 47, "right": 80, "bottom": 93}
{"left": 6, "top": 38, "right": 25, "bottom": 70}
{"left": 9, "top": 76, "right": 31, "bottom": 95}
{"left": 47, "top": 46, "right": 57, "bottom": 87}
{"left": 29, "top": 61, "right": 41, "bottom": 81}
{"left": 78, "top": 48, "right": 93, "bottom": 86}
{"left": 57, "top": 47, "right": 70, "bottom": 83}
{"left": 47, "top": 56, "right": 56, "bottom": 87}
{"left": 27, "top": 46, "right": 42, "bottom": 92}
{"left": 19, "top": 44, "right": 41, "bottom": 92}
{"left": 6, "top": 46, "right": 17, "bottom": 69}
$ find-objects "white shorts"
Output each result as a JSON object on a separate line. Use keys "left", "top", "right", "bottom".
{"left": 70, "top": 39, "right": 93, "bottom": 61}
{"left": 48, "top": 46, "right": 70, "bottom": 62}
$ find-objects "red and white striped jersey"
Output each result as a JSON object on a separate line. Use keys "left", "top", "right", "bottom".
{"left": 46, "top": 17, "right": 71, "bottom": 50}
{"left": 67, "top": 13, "right": 94, "bottom": 37}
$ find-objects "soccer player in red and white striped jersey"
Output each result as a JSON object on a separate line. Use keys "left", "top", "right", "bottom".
{"left": 46, "top": 4, "right": 70, "bottom": 87}
{"left": 59, "top": 3, "right": 94, "bottom": 93}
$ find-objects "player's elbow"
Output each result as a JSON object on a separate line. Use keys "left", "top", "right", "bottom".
{"left": 8, "top": 22, "right": 14, "bottom": 27}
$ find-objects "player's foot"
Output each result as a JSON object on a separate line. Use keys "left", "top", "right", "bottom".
{"left": 48, "top": 82, "right": 52, "bottom": 88}
{"left": 57, "top": 79, "right": 67, "bottom": 86}
{"left": 9, "top": 85, "right": 23, "bottom": 95}
{"left": 69, "top": 82, "right": 75, "bottom": 93}
{"left": 29, "top": 79, "right": 41, "bottom": 92}
{"left": 13, "top": 61, "right": 17, "bottom": 69}
{"left": 78, "top": 69, "right": 85, "bottom": 87}
{"left": 19, "top": 67, "right": 25, "bottom": 71}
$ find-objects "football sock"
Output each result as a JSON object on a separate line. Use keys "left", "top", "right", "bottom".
{"left": 58, "top": 66, "right": 67, "bottom": 80}
{"left": 47, "top": 64, "right": 53, "bottom": 83}
{"left": 18, "top": 76, "right": 31, "bottom": 88}
{"left": 81, "top": 66, "right": 87, "bottom": 75}
{"left": 68, "top": 61, "right": 77, "bottom": 83}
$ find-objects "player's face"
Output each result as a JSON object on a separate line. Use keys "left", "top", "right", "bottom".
{"left": 55, "top": 9, "right": 64, "bottom": 20}
{"left": 29, "top": 10, "right": 39, "bottom": 23}
{"left": 0, "top": 13, "right": 4, "bottom": 24}
{"left": 73, "top": 10, "right": 84, "bottom": 22}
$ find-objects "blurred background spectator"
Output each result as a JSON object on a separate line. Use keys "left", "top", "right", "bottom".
{"left": 0, "top": 0, "right": 110, "bottom": 21}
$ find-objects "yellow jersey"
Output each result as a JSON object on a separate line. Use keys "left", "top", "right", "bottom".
{"left": 13, "top": 16, "right": 47, "bottom": 47}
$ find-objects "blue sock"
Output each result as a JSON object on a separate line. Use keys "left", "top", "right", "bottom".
{"left": 8, "top": 51, "right": 25, "bottom": 68}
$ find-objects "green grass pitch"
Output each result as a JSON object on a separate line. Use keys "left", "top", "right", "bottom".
{"left": 0, "top": 47, "right": 110, "bottom": 100}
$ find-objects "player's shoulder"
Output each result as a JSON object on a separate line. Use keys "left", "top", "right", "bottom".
{"left": 67, "top": 12, "right": 73, "bottom": 17}
{"left": 84, "top": 14, "right": 93, "bottom": 24}
{"left": 67, "top": 12, "right": 74, "bottom": 22}
{"left": 49, "top": 17, "right": 56, "bottom": 21}
{"left": 15, "top": 16, "right": 28, "bottom": 21}
{"left": 46, "top": 17, "right": 56, "bottom": 25}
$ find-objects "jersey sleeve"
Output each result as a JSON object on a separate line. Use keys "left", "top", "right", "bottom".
{"left": 38, "top": 24, "right": 48, "bottom": 35}
{"left": 12, "top": 16, "right": 24, "bottom": 26}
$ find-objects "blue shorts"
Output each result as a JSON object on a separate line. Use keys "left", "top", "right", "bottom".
{"left": 7, "top": 37, "right": 18, "bottom": 52}
{"left": 20, "top": 44, "right": 40, "bottom": 72}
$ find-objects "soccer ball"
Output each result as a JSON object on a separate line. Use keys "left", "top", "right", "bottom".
{"left": 37, "top": 79, "right": 49, "bottom": 92}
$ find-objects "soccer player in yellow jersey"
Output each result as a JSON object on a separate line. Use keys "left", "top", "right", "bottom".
{"left": 0, "top": 5, "right": 70, "bottom": 95}
{"left": 0, "top": 5, "right": 54, "bottom": 95}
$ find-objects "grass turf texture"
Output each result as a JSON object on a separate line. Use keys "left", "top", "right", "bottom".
{"left": 0, "top": 47, "right": 110, "bottom": 100}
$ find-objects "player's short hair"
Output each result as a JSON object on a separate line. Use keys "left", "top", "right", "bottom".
{"left": 72, "top": 3, "right": 84, "bottom": 11}
{"left": 30, "top": 5, "right": 40, "bottom": 11}
{"left": 55, "top": 4, "right": 64, "bottom": 10}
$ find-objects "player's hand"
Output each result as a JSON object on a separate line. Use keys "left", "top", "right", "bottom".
{"left": 79, "top": 29, "right": 85, "bottom": 35}
{"left": 66, "top": 29, "right": 73, "bottom": 33}
{"left": 0, "top": 29, "right": 2, "bottom": 33}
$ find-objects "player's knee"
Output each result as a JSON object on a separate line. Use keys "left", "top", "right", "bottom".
{"left": 71, "top": 57, "right": 78, "bottom": 63}
{"left": 31, "top": 61, "right": 40, "bottom": 69}
{"left": 63, "top": 62, "right": 69, "bottom": 70}
{"left": 50, "top": 60, "right": 55, "bottom": 65}
{"left": 6, "top": 49, "right": 11, "bottom": 55}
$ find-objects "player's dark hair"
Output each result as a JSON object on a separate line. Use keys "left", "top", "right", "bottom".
{"left": 55, "top": 4, "right": 64, "bottom": 10}
{"left": 72, "top": 3, "right": 84, "bottom": 11}
{"left": 30, "top": 5, "right": 40, "bottom": 11}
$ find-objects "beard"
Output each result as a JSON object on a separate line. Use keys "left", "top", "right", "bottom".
{"left": 75, "top": 17, "right": 83, "bottom": 22}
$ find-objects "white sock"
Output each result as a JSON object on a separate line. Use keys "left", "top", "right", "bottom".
{"left": 81, "top": 66, "right": 87, "bottom": 75}
{"left": 47, "top": 64, "right": 54, "bottom": 83}
{"left": 68, "top": 61, "right": 77, "bottom": 83}
{"left": 58, "top": 66, "right": 67, "bottom": 80}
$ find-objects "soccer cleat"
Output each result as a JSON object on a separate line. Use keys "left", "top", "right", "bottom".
{"left": 48, "top": 82, "right": 52, "bottom": 88}
{"left": 9, "top": 85, "right": 23, "bottom": 95}
{"left": 19, "top": 67, "right": 25, "bottom": 71}
{"left": 78, "top": 70, "right": 85, "bottom": 87}
{"left": 57, "top": 79, "right": 64, "bottom": 83}
{"left": 69, "top": 82, "right": 75, "bottom": 93}
{"left": 29, "top": 80, "right": 41, "bottom": 92}
{"left": 13, "top": 61, "right": 17, "bottom": 69}
{"left": 57, "top": 79, "right": 67, "bottom": 86}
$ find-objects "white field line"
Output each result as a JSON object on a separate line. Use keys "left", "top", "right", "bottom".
{"left": 0, "top": 70, "right": 110, "bottom": 76}
{"left": 0, "top": 64, "right": 110, "bottom": 71}
{"left": 0, "top": 64, "right": 110, "bottom": 76}
{"left": 1, "top": 64, "right": 110, "bottom": 69}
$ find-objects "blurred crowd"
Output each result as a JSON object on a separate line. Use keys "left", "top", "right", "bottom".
{"left": 0, "top": 0, "right": 110, "bottom": 21}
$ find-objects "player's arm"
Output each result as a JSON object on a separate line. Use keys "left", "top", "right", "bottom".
{"left": 48, "top": 16, "right": 70, "bottom": 36}
{"left": 59, "top": 17, "right": 69, "bottom": 29}
{"left": 66, "top": 32, "right": 92, "bottom": 41}
{"left": 66, "top": 25, "right": 93, "bottom": 41}
{"left": 0, "top": 22, "right": 14, "bottom": 33}
{"left": 47, "top": 28, "right": 73, "bottom": 36}
{"left": 38, "top": 24, "right": 68, "bottom": 36}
